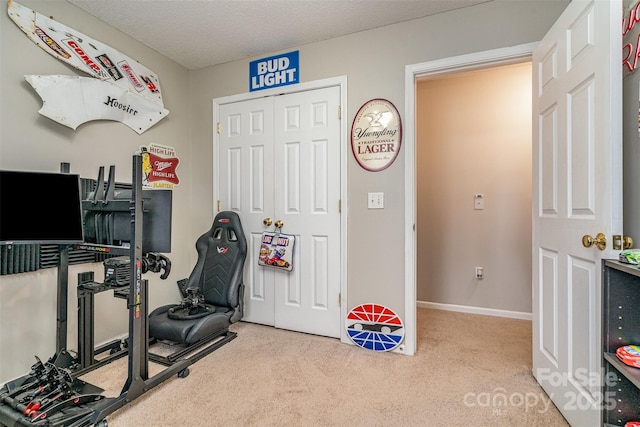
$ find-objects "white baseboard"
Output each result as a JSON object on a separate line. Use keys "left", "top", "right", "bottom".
{"left": 417, "top": 300, "right": 532, "bottom": 321}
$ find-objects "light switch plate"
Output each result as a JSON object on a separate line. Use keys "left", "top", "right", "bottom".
{"left": 368, "top": 192, "right": 384, "bottom": 209}
{"left": 474, "top": 194, "right": 484, "bottom": 210}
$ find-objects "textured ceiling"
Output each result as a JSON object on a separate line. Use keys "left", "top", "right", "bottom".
{"left": 66, "top": 0, "right": 491, "bottom": 70}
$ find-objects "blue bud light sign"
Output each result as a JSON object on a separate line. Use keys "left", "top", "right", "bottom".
{"left": 249, "top": 51, "right": 299, "bottom": 92}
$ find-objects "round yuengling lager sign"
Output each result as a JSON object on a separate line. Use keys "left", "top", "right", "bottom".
{"left": 350, "top": 98, "right": 402, "bottom": 172}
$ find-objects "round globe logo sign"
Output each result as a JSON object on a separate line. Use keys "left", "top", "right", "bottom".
{"left": 346, "top": 303, "right": 404, "bottom": 352}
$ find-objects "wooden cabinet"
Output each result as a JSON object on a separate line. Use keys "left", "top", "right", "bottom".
{"left": 602, "top": 260, "right": 640, "bottom": 426}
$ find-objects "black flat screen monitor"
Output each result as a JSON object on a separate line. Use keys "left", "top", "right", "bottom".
{"left": 0, "top": 170, "right": 84, "bottom": 244}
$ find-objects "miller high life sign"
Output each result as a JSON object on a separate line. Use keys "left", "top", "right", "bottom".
{"left": 140, "top": 144, "right": 180, "bottom": 189}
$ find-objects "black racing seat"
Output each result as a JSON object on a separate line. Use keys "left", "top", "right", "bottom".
{"left": 148, "top": 211, "right": 247, "bottom": 363}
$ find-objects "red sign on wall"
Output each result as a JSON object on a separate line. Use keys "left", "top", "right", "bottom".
{"left": 623, "top": 1, "right": 640, "bottom": 75}
{"left": 140, "top": 143, "right": 180, "bottom": 188}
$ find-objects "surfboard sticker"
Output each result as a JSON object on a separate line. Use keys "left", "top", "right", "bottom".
{"left": 8, "top": 0, "right": 169, "bottom": 133}
{"left": 25, "top": 75, "right": 169, "bottom": 134}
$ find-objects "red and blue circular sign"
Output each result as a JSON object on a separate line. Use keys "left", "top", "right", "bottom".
{"left": 346, "top": 303, "right": 404, "bottom": 352}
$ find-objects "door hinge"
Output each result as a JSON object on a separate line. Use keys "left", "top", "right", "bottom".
{"left": 338, "top": 199, "right": 342, "bottom": 213}
{"left": 338, "top": 105, "right": 342, "bottom": 120}
{"left": 338, "top": 292, "right": 341, "bottom": 307}
{"left": 217, "top": 122, "right": 221, "bottom": 134}
{"left": 217, "top": 200, "right": 221, "bottom": 212}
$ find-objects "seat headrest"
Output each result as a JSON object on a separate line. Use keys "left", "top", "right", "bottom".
{"left": 208, "top": 211, "right": 246, "bottom": 247}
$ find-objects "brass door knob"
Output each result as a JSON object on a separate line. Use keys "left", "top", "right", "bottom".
{"left": 275, "top": 220, "right": 284, "bottom": 229}
{"left": 263, "top": 217, "right": 272, "bottom": 226}
{"left": 582, "top": 233, "right": 606, "bottom": 251}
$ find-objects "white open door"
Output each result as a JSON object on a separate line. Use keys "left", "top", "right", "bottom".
{"left": 532, "top": 1, "right": 622, "bottom": 426}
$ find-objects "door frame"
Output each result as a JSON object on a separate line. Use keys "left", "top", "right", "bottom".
{"left": 403, "top": 43, "right": 538, "bottom": 356}
{"left": 212, "top": 76, "right": 349, "bottom": 343}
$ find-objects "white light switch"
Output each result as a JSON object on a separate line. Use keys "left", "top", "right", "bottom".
{"left": 368, "top": 192, "right": 384, "bottom": 209}
{"left": 474, "top": 194, "right": 484, "bottom": 210}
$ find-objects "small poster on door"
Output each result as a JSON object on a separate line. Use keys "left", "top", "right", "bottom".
{"left": 258, "top": 232, "right": 295, "bottom": 271}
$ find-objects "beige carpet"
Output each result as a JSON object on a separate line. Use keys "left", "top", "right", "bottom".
{"left": 80, "top": 308, "right": 569, "bottom": 427}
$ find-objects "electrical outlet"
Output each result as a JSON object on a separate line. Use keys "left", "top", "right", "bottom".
{"left": 475, "top": 266, "right": 484, "bottom": 279}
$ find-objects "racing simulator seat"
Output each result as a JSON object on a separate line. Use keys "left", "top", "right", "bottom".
{"left": 148, "top": 211, "right": 247, "bottom": 369}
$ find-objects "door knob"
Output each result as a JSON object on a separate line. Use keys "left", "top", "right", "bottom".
{"left": 613, "top": 235, "right": 634, "bottom": 250}
{"left": 263, "top": 217, "right": 272, "bottom": 226}
{"left": 275, "top": 220, "right": 284, "bottom": 229}
{"left": 582, "top": 233, "right": 606, "bottom": 251}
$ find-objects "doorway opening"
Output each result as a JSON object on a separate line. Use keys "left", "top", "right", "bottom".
{"left": 404, "top": 43, "right": 537, "bottom": 355}
{"left": 416, "top": 62, "right": 533, "bottom": 317}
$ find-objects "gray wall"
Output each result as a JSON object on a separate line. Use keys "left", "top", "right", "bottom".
{"left": 0, "top": 0, "right": 568, "bottom": 382}
{"left": 188, "top": 0, "right": 568, "bottom": 316}
{"left": 0, "top": 0, "right": 191, "bottom": 382}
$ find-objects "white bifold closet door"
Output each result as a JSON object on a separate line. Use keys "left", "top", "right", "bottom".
{"left": 218, "top": 86, "right": 341, "bottom": 338}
